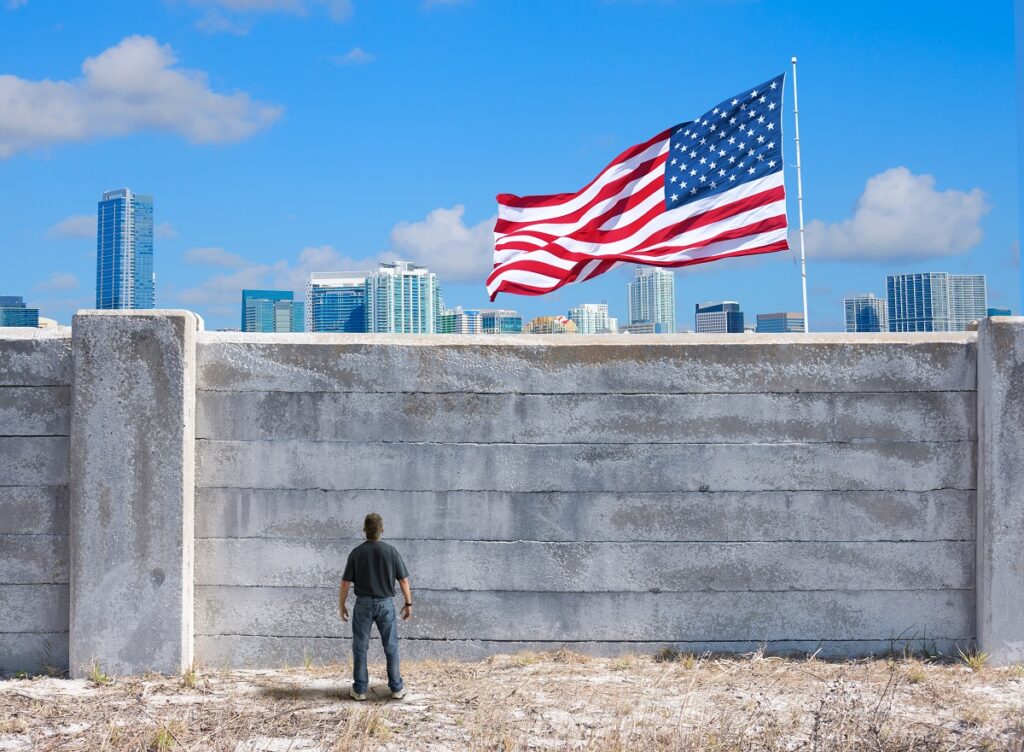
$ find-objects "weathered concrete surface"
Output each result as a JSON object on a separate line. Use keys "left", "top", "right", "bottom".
{"left": 69, "top": 311, "right": 199, "bottom": 678}
{"left": 196, "top": 390, "right": 975, "bottom": 444}
{"left": 196, "top": 488, "right": 974, "bottom": 542}
{"left": 0, "top": 486, "right": 68, "bottom": 535}
{"left": 0, "top": 632, "right": 68, "bottom": 675}
{"left": 0, "top": 328, "right": 71, "bottom": 386}
{"left": 196, "top": 587, "right": 973, "bottom": 642}
{"left": 0, "top": 437, "right": 69, "bottom": 485}
{"left": 197, "top": 439, "right": 974, "bottom": 493}
{"left": 196, "top": 538, "right": 973, "bottom": 591}
{"left": 976, "top": 317, "right": 1024, "bottom": 664}
{"left": 0, "top": 534, "right": 68, "bottom": 583}
{"left": 195, "top": 635, "right": 967, "bottom": 668}
{"left": 0, "top": 386, "right": 70, "bottom": 435}
{"left": 197, "top": 332, "right": 977, "bottom": 394}
{"left": 0, "top": 584, "right": 68, "bottom": 633}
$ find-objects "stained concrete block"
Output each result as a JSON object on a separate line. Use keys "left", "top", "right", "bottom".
{"left": 0, "top": 386, "right": 70, "bottom": 436}
{"left": 196, "top": 586, "right": 973, "bottom": 643}
{"left": 195, "top": 634, "right": 966, "bottom": 668}
{"left": 976, "top": 317, "right": 1024, "bottom": 664}
{"left": 0, "top": 584, "right": 68, "bottom": 632}
{"left": 0, "top": 534, "right": 68, "bottom": 583}
{"left": 197, "top": 333, "right": 977, "bottom": 394}
{"left": 195, "top": 487, "right": 974, "bottom": 543}
{"left": 0, "top": 331, "right": 72, "bottom": 386}
{"left": 0, "top": 632, "right": 68, "bottom": 676}
{"left": 0, "top": 486, "right": 69, "bottom": 535}
{"left": 196, "top": 390, "right": 975, "bottom": 444}
{"left": 69, "top": 311, "right": 199, "bottom": 678}
{"left": 195, "top": 539, "right": 973, "bottom": 592}
{"left": 0, "top": 437, "right": 69, "bottom": 485}
{"left": 197, "top": 438, "right": 974, "bottom": 493}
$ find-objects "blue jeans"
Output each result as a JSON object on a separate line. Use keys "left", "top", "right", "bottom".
{"left": 351, "top": 596, "right": 403, "bottom": 694}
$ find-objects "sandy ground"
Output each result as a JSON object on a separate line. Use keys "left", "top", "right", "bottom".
{"left": 1, "top": 650, "right": 1023, "bottom": 751}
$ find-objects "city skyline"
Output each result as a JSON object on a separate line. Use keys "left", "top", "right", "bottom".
{"left": 0, "top": 2, "right": 1018, "bottom": 329}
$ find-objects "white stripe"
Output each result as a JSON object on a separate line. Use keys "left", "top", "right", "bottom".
{"left": 497, "top": 140, "right": 670, "bottom": 224}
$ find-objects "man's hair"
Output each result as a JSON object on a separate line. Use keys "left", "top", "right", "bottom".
{"left": 364, "top": 513, "right": 384, "bottom": 540}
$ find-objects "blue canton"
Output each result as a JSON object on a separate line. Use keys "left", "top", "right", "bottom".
{"left": 665, "top": 73, "right": 785, "bottom": 211}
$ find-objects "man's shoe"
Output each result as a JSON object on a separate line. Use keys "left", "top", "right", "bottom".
{"left": 349, "top": 688, "right": 367, "bottom": 701}
{"left": 391, "top": 689, "right": 406, "bottom": 700}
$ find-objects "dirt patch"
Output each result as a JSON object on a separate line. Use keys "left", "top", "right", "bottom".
{"left": 1, "top": 650, "right": 1022, "bottom": 750}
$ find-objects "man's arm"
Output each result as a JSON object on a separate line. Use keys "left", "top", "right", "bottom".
{"left": 398, "top": 578, "right": 412, "bottom": 621}
{"left": 339, "top": 580, "right": 351, "bottom": 621}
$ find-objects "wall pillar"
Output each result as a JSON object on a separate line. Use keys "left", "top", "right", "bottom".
{"left": 977, "top": 316, "right": 1024, "bottom": 665}
{"left": 69, "top": 311, "right": 200, "bottom": 677}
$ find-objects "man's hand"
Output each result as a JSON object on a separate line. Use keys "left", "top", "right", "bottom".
{"left": 341, "top": 604, "right": 350, "bottom": 622}
{"left": 401, "top": 604, "right": 412, "bottom": 621}
{"left": 339, "top": 580, "right": 352, "bottom": 622}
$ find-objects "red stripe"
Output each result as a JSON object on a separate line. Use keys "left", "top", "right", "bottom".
{"left": 488, "top": 240, "right": 788, "bottom": 300}
{"left": 496, "top": 128, "right": 673, "bottom": 209}
{"left": 494, "top": 152, "right": 667, "bottom": 235}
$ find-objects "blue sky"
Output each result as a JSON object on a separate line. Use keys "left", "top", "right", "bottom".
{"left": 1, "top": 0, "right": 1019, "bottom": 330}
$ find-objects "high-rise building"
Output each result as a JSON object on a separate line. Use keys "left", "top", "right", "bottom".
{"left": 886, "top": 273, "right": 988, "bottom": 332}
{"left": 0, "top": 296, "right": 40, "bottom": 327}
{"left": 438, "top": 307, "right": 483, "bottom": 334}
{"left": 620, "top": 321, "right": 670, "bottom": 334}
{"left": 96, "top": 188, "right": 154, "bottom": 309}
{"left": 524, "top": 315, "right": 577, "bottom": 334}
{"left": 481, "top": 309, "right": 523, "bottom": 334}
{"left": 627, "top": 267, "right": 676, "bottom": 333}
{"left": 241, "top": 290, "right": 304, "bottom": 333}
{"left": 306, "top": 272, "right": 368, "bottom": 333}
{"left": 988, "top": 307, "right": 1013, "bottom": 317}
{"left": 756, "top": 312, "right": 804, "bottom": 333}
{"left": 844, "top": 293, "right": 888, "bottom": 333}
{"left": 366, "top": 261, "right": 439, "bottom": 333}
{"left": 567, "top": 303, "right": 616, "bottom": 334}
{"left": 695, "top": 302, "right": 744, "bottom": 333}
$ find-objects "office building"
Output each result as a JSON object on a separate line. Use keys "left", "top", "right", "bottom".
{"left": 627, "top": 267, "right": 676, "bottom": 333}
{"left": 568, "top": 303, "right": 616, "bottom": 334}
{"left": 0, "top": 296, "right": 40, "bottom": 327}
{"left": 524, "top": 315, "right": 577, "bottom": 334}
{"left": 438, "top": 307, "right": 482, "bottom": 334}
{"left": 620, "top": 321, "right": 671, "bottom": 335}
{"left": 481, "top": 309, "right": 523, "bottom": 334}
{"left": 988, "top": 307, "right": 1012, "bottom": 317}
{"left": 886, "top": 273, "right": 988, "bottom": 332}
{"left": 695, "top": 302, "right": 744, "bottom": 333}
{"left": 241, "top": 290, "right": 303, "bottom": 333}
{"left": 96, "top": 188, "right": 154, "bottom": 309}
{"left": 366, "top": 261, "right": 439, "bottom": 333}
{"left": 306, "top": 272, "right": 368, "bottom": 333}
{"left": 756, "top": 312, "right": 804, "bottom": 333}
{"left": 844, "top": 293, "right": 888, "bottom": 333}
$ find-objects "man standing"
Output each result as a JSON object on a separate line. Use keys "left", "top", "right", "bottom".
{"left": 339, "top": 512, "right": 413, "bottom": 701}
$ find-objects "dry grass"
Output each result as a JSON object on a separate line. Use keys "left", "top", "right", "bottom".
{"left": 1, "top": 650, "right": 1023, "bottom": 751}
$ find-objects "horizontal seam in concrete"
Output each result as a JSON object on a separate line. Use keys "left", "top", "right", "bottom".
{"left": 0, "top": 484, "right": 69, "bottom": 489}
{"left": 193, "top": 540, "right": 974, "bottom": 545}
{"left": 195, "top": 389, "right": 979, "bottom": 396}
{"left": 195, "top": 634, "right": 974, "bottom": 643}
{"left": 0, "top": 533, "right": 69, "bottom": 538}
{"left": 195, "top": 586, "right": 977, "bottom": 594}
{"left": 195, "top": 438, "right": 977, "bottom": 447}
{"left": 0, "top": 383, "right": 70, "bottom": 389}
{"left": 195, "top": 486, "right": 978, "bottom": 494}
{"left": 0, "top": 581, "right": 69, "bottom": 586}
{"left": 0, "top": 434, "right": 69, "bottom": 439}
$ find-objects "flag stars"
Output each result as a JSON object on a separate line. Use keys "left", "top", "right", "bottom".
{"left": 748, "top": 166, "right": 756, "bottom": 174}
{"left": 671, "top": 193, "right": 679, "bottom": 202}
{"left": 768, "top": 160, "right": 777, "bottom": 168}
{"left": 699, "top": 157, "right": 707, "bottom": 165}
{"left": 770, "top": 81, "right": 777, "bottom": 89}
{"left": 767, "top": 102, "right": 776, "bottom": 110}
{"left": 757, "top": 135, "right": 765, "bottom": 144}
{"left": 690, "top": 150, "right": 697, "bottom": 158}
{"left": 767, "top": 123, "right": 775, "bottom": 130}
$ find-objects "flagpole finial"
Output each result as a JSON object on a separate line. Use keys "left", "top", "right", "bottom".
{"left": 791, "top": 56, "right": 797, "bottom": 64}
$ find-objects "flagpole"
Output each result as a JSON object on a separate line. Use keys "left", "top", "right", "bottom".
{"left": 791, "top": 55, "right": 809, "bottom": 333}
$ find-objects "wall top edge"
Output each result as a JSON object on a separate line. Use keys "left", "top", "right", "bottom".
{"left": 0, "top": 326, "right": 72, "bottom": 340}
{"left": 197, "top": 331, "right": 978, "bottom": 347}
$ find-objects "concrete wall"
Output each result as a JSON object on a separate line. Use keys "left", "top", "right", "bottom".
{"left": 0, "top": 328, "right": 72, "bottom": 675}
{"left": 3, "top": 315, "right": 1024, "bottom": 674}
{"left": 192, "top": 332, "right": 979, "bottom": 666}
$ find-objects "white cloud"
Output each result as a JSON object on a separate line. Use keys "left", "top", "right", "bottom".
{"left": 387, "top": 205, "right": 495, "bottom": 283}
{"left": 0, "top": 35, "right": 282, "bottom": 159}
{"left": 155, "top": 222, "right": 178, "bottom": 239}
{"left": 183, "top": 246, "right": 250, "bottom": 268}
{"left": 805, "top": 167, "right": 989, "bottom": 261}
{"left": 47, "top": 214, "right": 95, "bottom": 239}
{"left": 35, "top": 272, "right": 80, "bottom": 292}
{"left": 330, "top": 47, "right": 375, "bottom": 65}
{"left": 188, "top": 0, "right": 352, "bottom": 30}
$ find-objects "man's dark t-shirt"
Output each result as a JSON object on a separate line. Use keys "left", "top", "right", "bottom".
{"left": 343, "top": 540, "right": 410, "bottom": 598}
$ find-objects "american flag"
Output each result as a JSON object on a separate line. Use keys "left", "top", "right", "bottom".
{"left": 487, "top": 74, "right": 789, "bottom": 300}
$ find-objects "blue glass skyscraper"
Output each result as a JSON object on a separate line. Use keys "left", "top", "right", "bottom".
{"left": 306, "top": 273, "right": 368, "bottom": 332}
{"left": 241, "top": 290, "right": 304, "bottom": 332}
{"left": 0, "top": 296, "right": 40, "bottom": 327}
{"left": 95, "top": 188, "right": 154, "bottom": 309}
